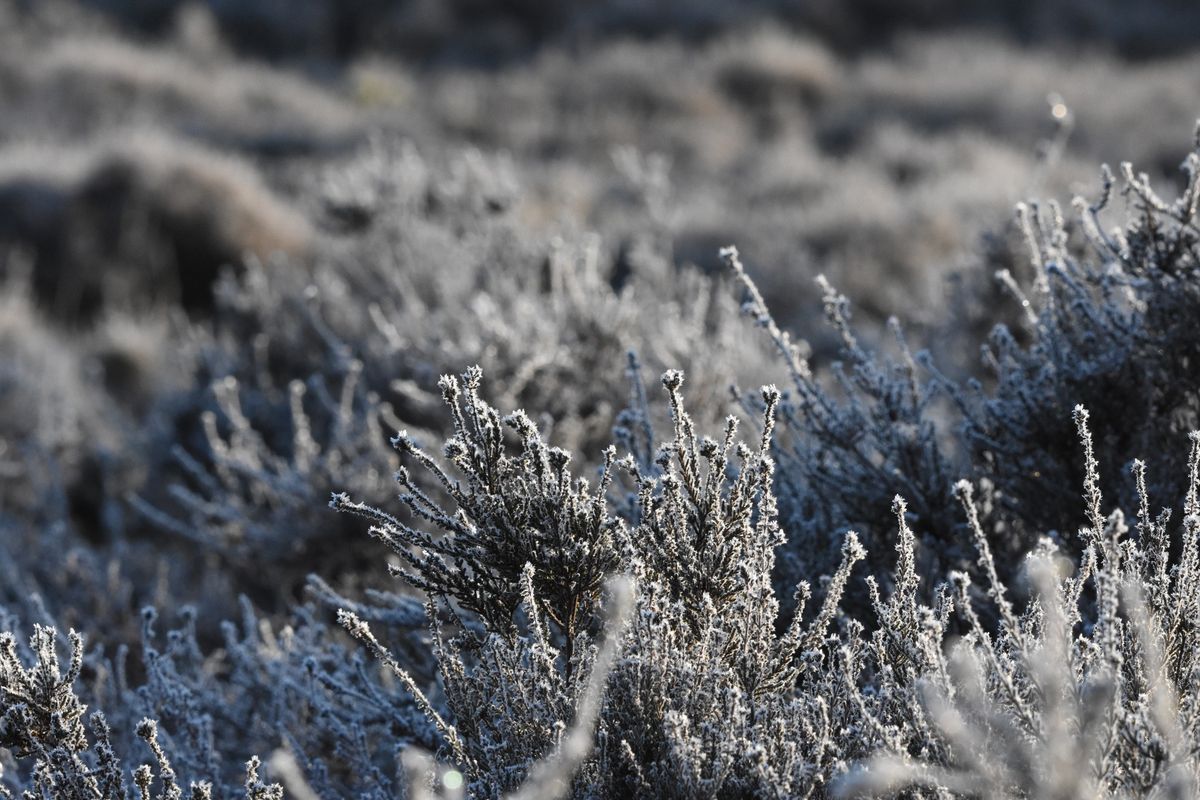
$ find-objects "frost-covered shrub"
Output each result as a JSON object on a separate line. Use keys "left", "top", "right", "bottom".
{"left": 125, "top": 139, "right": 771, "bottom": 615}
{"left": 0, "top": 622, "right": 284, "bottom": 799}
{"left": 723, "top": 244, "right": 964, "bottom": 591}
{"left": 204, "top": 141, "right": 765, "bottom": 457}
{"left": 377, "top": 29, "right": 1200, "bottom": 354}
{"left": 840, "top": 412, "right": 1200, "bottom": 799}
{"left": 332, "top": 367, "right": 874, "bottom": 797}
{"left": 332, "top": 373, "right": 1200, "bottom": 798}
{"left": 718, "top": 132, "right": 1200, "bottom": 606}
{"left": 950, "top": 149, "right": 1200, "bottom": 545}
{"left": 333, "top": 366, "right": 622, "bottom": 638}
{"left": 0, "top": 589, "right": 441, "bottom": 799}
{"left": 132, "top": 363, "right": 399, "bottom": 610}
{"left": 320, "top": 128, "right": 1200, "bottom": 798}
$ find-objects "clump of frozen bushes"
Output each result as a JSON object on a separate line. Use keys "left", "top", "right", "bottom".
{"left": 326, "top": 126, "right": 1200, "bottom": 796}
{"left": 7, "top": 103, "right": 1200, "bottom": 798}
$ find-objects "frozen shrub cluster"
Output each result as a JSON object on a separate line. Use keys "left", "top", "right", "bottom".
{"left": 118, "top": 139, "right": 770, "bottom": 617}
{"left": 8, "top": 124, "right": 1200, "bottom": 800}
{"left": 376, "top": 27, "right": 1200, "bottom": 350}
{"left": 8, "top": 2, "right": 1200, "bottom": 347}
{"left": 712, "top": 136, "right": 1200, "bottom": 613}
{"left": 0, "top": 622, "right": 284, "bottom": 799}
{"left": 330, "top": 365, "right": 869, "bottom": 796}
{"left": 131, "top": 362, "right": 400, "bottom": 608}
{"left": 0, "top": 133, "right": 312, "bottom": 322}
{"left": 9, "top": 4, "right": 1200, "bottom": 797}
{"left": 953, "top": 145, "right": 1200, "bottom": 542}
{"left": 315, "top": 133, "right": 1200, "bottom": 796}
{"left": 841, "top": 414, "right": 1200, "bottom": 799}
{"left": 328, "top": 362, "right": 1200, "bottom": 797}
{"left": 0, "top": 584, "right": 441, "bottom": 797}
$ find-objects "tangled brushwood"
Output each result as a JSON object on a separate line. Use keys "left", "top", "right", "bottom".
{"left": 8, "top": 48, "right": 1200, "bottom": 798}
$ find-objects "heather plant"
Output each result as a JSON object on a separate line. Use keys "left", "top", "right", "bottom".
{"left": 118, "top": 601, "right": 429, "bottom": 799}
{"left": 332, "top": 369, "right": 1200, "bottom": 798}
{"left": 0, "top": 622, "right": 285, "bottom": 799}
{"left": 122, "top": 137, "right": 772, "bottom": 616}
{"left": 949, "top": 141, "right": 1200, "bottom": 544}
{"left": 132, "top": 362, "right": 401, "bottom": 608}
{"left": 332, "top": 365, "right": 622, "bottom": 640}
{"left": 331, "top": 367, "right": 876, "bottom": 797}
{"left": 839, "top": 412, "right": 1200, "bottom": 799}
{"left": 222, "top": 140, "right": 765, "bottom": 456}
{"left": 0, "top": 587, "right": 440, "bottom": 799}
{"left": 717, "top": 128, "right": 1200, "bottom": 605}
{"left": 319, "top": 127, "right": 1200, "bottom": 798}
{"left": 393, "top": 28, "right": 1200, "bottom": 342}
{"left": 720, "top": 243, "right": 975, "bottom": 614}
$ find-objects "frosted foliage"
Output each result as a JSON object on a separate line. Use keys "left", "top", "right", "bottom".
{"left": 7, "top": 9, "right": 1200, "bottom": 794}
